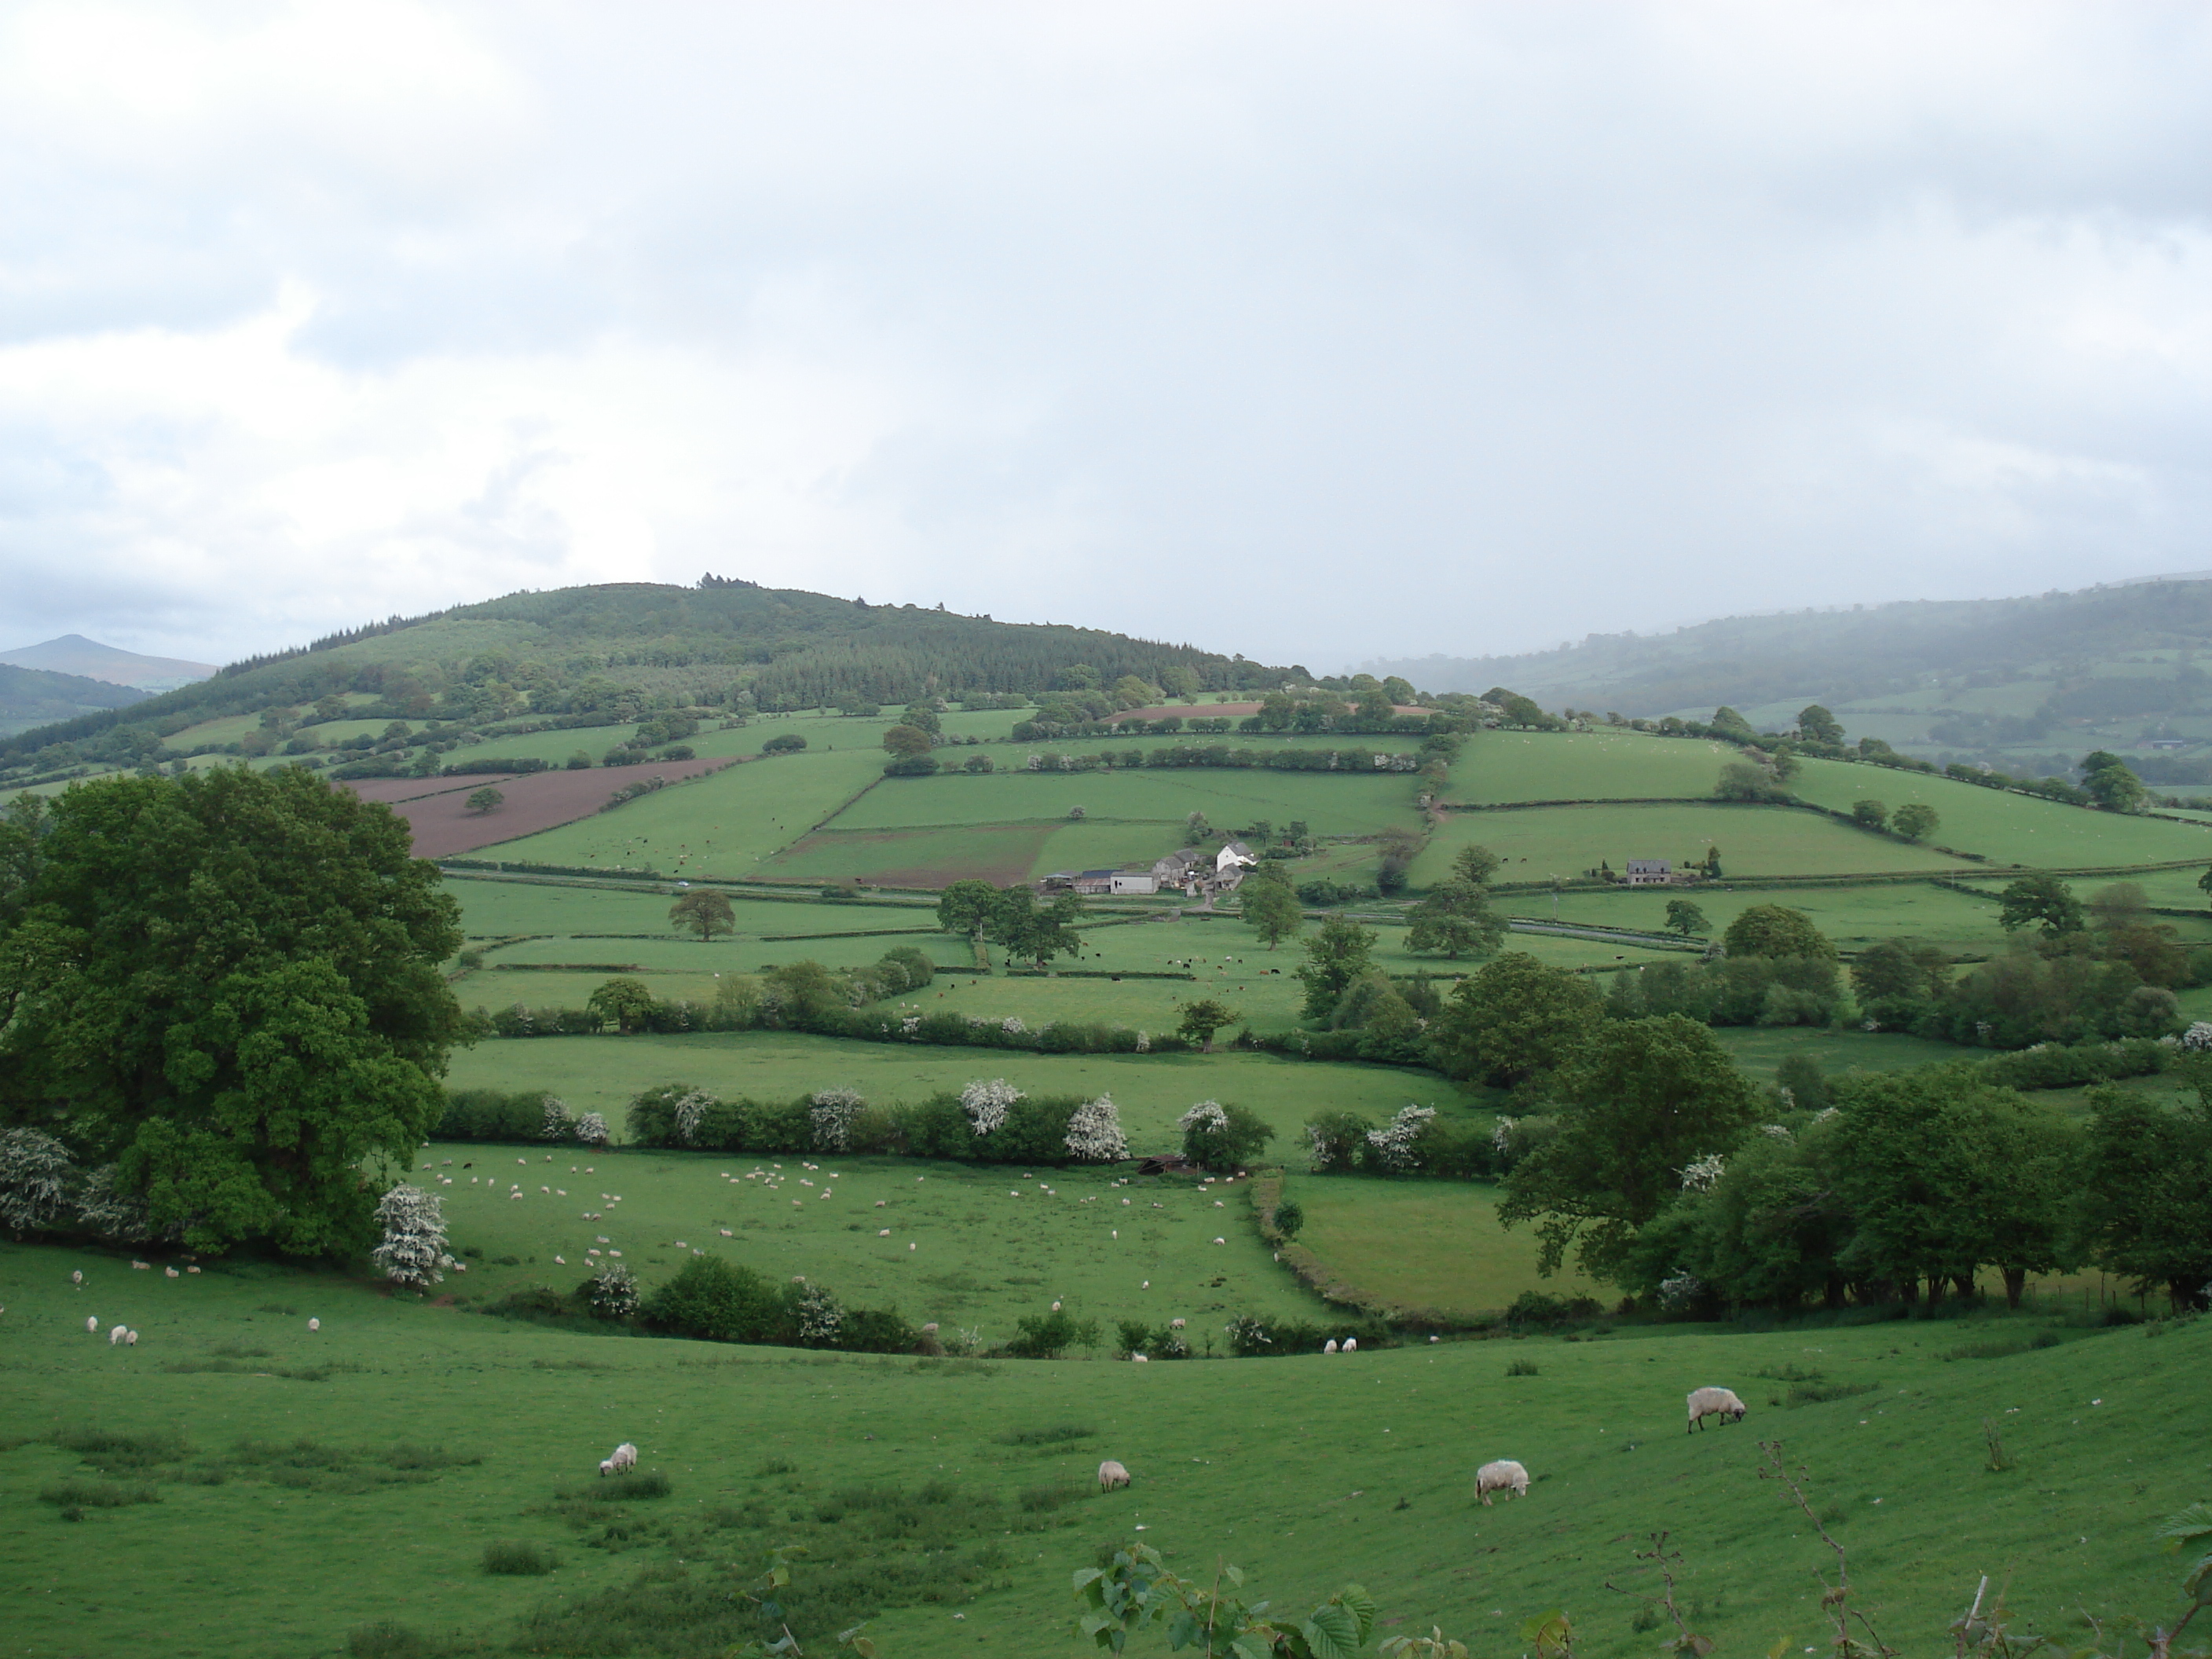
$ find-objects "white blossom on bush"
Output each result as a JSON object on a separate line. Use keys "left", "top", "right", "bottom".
{"left": 1134, "top": 1031, "right": 1151, "bottom": 1053}
{"left": 1000, "top": 1016, "right": 1027, "bottom": 1035}
{"left": 73, "top": 1164, "right": 154, "bottom": 1243}
{"left": 540, "top": 1097, "right": 574, "bottom": 1140}
{"left": 1680, "top": 1153, "right": 1727, "bottom": 1192}
{"left": 586, "top": 1262, "right": 639, "bottom": 1318}
{"left": 1760, "top": 1123, "right": 1795, "bottom": 1141}
{"left": 2181, "top": 1021, "right": 2212, "bottom": 1053}
{"left": 794, "top": 1278, "right": 844, "bottom": 1346}
{"left": 370, "top": 1184, "right": 449, "bottom": 1287}
{"left": 961, "top": 1079, "right": 1024, "bottom": 1137}
{"left": 574, "top": 1113, "right": 610, "bottom": 1148}
{"left": 1491, "top": 1116, "right": 1518, "bottom": 1158}
{"left": 1657, "top": 1270, "right": 1704, "bottom": 1311}
{"left": 1064, "top": 1094, "right": 1129, "bottom": 1163}
{"left": 900, "top": 1016, "right": 921, "bottom": 1035}
{"left": 0, "top": 1127, "right": 78, "bottom": 1237}
{"left": 671, "top": 1090, "right": 712, "bottom": 1146}
{"left": 1364, "top": 1104, "right": 1436, "bottom": 1173}
{"left": 1177, "top": 1101, "right": 1229, "bottom": 1135}
{"left": 1811, "top": 1106, "right": 1840, "bottom": 1125}
{"left": 810, "top": 1087, "right": 865, "bottom": 1152}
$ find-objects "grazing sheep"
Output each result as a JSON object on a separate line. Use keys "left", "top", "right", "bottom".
{"left": 132, "top": 1261, "right": 149, "bottom": 1270}
{"left": 307, "top": 1318, "right": 320, "bottom": 1332}
{"left": 71, "top": 1270, "right": 82, "bottom": 1286}
{"left": 164, "top": 1266, "right": 179, "bottom": 1278}
{"left": 602, "top": 1442, "right": 639, "bottom": 1474}
{"left": 86, "top": 1315, "right": 99, "bottom": 1333}
{"left": 1324, "top": 1339, "right": 1339, "bottom": 1354}
{"left": 1686, "top": 1386, "right": 1748, "bottom": 1432}
{"left": 109, "top": 1324, "right": 128, "bottom": 1345}
{"left": 1475, "top": 1459, "right": 1529, "bottom": 1506}
{"left": 1131, "top": 1353, "right": 1148, "bottom": 1363}
{"left": 1169, "top": 1318, "right": 1186, "bottom": 1330}
{"left": 1342, "top": 1338, "right": 1357, "bottom": 1353}
{"left": 125, "top": 1330, "right": 137, "bottom": 1346}
{"left": 1098, "top": 1459, "right": 1133, "bottom": 1490}
{"left": 599, "top": 1459, "right": 614, "bottom": 1476}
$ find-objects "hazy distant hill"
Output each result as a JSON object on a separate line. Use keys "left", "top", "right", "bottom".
{"left": 0, "top": 662, "right": 151, "bottom": 736}
{"left": 1364, "top": 576, "right": 2212, "bottom": 779}
{"left": 0, "top": 634, "right": 217, "bottom": 690}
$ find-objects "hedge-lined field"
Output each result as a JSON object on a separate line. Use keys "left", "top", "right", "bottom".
{"left": 825, "top": 766, "right": 1422, "bottom": 837}
{"left": 470, "top": 746, "right": 888, "bottom": 877}
{"left": 1412, "top": 800, "right": 1976, "bottom": 885}
{"left": 1789, "top": 754, "right": 2212, "bottom": 867}
{"left": 1, "top": 1236, "right": 2199, "bottom": 1659}
{"left": 438, "top": 1036, "right": 1467, "bottom": 1145}
{"left": 1451, "top": 729, "right": 1738, "bottom": 804}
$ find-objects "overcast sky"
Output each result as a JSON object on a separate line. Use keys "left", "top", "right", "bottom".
{"left": 3, "top": 2, "right": 2210, "bottom": 672}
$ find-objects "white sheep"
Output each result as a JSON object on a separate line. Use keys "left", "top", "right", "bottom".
{"left": 599, "top": 1459, "right": 614, "bottom": 1476}
{"left": 602, "top": 1441, "right": 639, "bottom": 1474}
{"left": 109, "top": 1324, "right": 128, "bottom": 1345}
{"left": 86, "top": 1315, "right": 99, "bottom": 1333}
{"left": 307, "top": 1318, "right": 320, "bottom": 1332}
{"left": 1475, "top": 1459, "right": 1529, "bottom": 1506}
{"left": 1097, "top": 1459, "right": 1133, "bottom": 1489}
{"left": 1131, "top": 1353, "right": 1148, "bottom": 1363}
{"left": 125, "top": 1330, "right": 138, "bottom": 1346}
{"left": 164, "top": 1265, "right": 180, "bottom": 1278}
{"left": 1324, "top": 1339, "right": 1339, "bottom": 1354}
{"left": 1342, "top": 1338, "right": 1357, "bottom": 1353}
{"left": 71, "top": 1270, "right": 83, "bottom": 1286}
{"left": 1686, "top": 1386, "right": 1748, "bottom": 1433}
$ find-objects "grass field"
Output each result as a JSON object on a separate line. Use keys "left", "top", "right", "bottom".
{"left": 1789, "top": 756, "right": 2212, "bottom": 869}
{"left": 1281, "top": 1174, "right": 1604, "bottom": 1315}
{"left": 1452, "top": 730, "right": 1736, "bottom": 804}
{"left": 1415, "top": 802, "right": 1976, "bottom": 887}
{"left": 2, "top": 1239, "right": 2200, "bottom": 1659}
{"left": 469, "top": 749, "right": 890, "bottom": 877}
{"left": 827, "top": 768, "right": 1422, "bottom": 837}
{"left": 1535, "top": 879, "right": 2019, "bottom": 954}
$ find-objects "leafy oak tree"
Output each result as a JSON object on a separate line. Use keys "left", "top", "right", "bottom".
{"left": 669, "top": 887, "right": 738, "bottom": 943}
{"left": 1294, "top": 916, "right": 1376, "bottom": 1020}
{"left": 1722, "top": 904, "right": 1835, "bottom": 961}
{"left": 1404, "top": 879, "right": 1504, "bottom": 960}
{"left": 1497, "top": 1013, "right": 1759, "bottom": 1280}
{"left": 1997, "top": 874, "right": 2084, "bottom": 938}
{"left": 1430, "top": 952, "right": 1602, "bottom": 1090}
{"left": 1890, "top": 802, "right": 1939, "bottom": 842}
{"left": 0, "top": 768, "right": 462, "bottom": 1256}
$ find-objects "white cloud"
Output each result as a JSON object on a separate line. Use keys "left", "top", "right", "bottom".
{"left": 1, "top": 1, "right": 2209, "bottom": 665}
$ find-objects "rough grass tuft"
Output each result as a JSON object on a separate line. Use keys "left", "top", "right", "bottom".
{"left": 482, "top": 1540, "right": 556, "bottom": 1576}
{"left": 1019, "top": 1482, "right": 1086, "bottom": 1513}
{"left": 53, "top": 1427, "right": 189, "bottom": 1470}
{"left": 1504, "top": 1358, "right": 1540, "bottom": 1377}
{"left": 40, "top": 1479, "right": 158, "bottom": 1511}
{"left": 994, "top": 1423, "right": 1096, "bottom": 1446}
{"left": 1941, "top": 1331, "right": 2061, "bottom": 1361}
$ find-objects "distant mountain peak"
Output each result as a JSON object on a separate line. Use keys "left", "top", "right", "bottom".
{"left": 0, "top": 635, "right": 218, "bottom": 690}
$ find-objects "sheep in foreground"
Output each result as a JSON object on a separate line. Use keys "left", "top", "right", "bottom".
{"left": 1097, "top": 1459, "right": 1132, "bottom": 1490}
{"left": 1324, "top": 1339, "right": 1339, "bottom": 1354}
{"left": 1686, "top": 1386, "right": 1748, "bottom": 1432}
{"left": 86, "top": 1315, "right": 99, "bottom": 1333}
{"left": 1474, "top": 1459, "right": 1529, "bottom": 1506}
{"left": 1342, "top": 1338, "right": 1357, "bottom": 1353}
{"left": 125, "top": 1330, "right": 138, "bottom": 1346}
{"left": 108, "top": 1324, "right": 128, "bottom": 1345}
{"left": 600, "top": 1441, "right": 639, "bottom": 1475}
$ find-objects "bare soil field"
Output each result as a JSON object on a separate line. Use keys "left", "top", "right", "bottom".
{"left": 342, "top": 757, "right": 742, "bottom": 857}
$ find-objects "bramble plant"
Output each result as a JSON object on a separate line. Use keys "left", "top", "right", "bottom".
{"left": 1074, "top": 1540, "right": 1375, "bottom": 1659}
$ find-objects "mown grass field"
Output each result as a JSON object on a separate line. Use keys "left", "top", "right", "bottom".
{"left": 1534, "top": 879, "right": 2017, "bottom": 952}
{"left": 2, "top": 1239, "right": 2200, "bottom": 1659}
{"left": 1451, "top": 730, "right": 1737, "bottom": 804}
{"left": 1413, "top": 802, "right": 1975, "bottom": 886}
{"left": 827, "top": 768, "right": 1421, "bottom": 837}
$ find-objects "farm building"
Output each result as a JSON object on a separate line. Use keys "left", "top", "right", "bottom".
{"left": 1110, "top": 871, "right": 1159, "bottom": 895}
{"left": 1624, "top": 859, "right": 1674, "bottom": 885}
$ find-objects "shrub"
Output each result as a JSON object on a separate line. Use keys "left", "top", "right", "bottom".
{"left": 643, "top": 1255, "right": 790, "bottom": 1345}
{"left": 370, "top": 1185, "right": 449, "bottom": 1289}
{"left": 1505, "top": 1358, "right": 1540, "bottom": 1377}
{"left": 584, "top": 1263, "right": 639, "bottom": 1319}
{"left": 1064, "top": 1093, "right": 1129, "bottom": 1163}
{"left": 1304, "top": 1111, "right": 1373, "bottom": 1174}
{"left": 0, "top": 1127, "right": 79, "bottom": 1237}
{"left": 1269, "top": 1198, "right": 1304, "bottom": 1240}
{"left": 1004, "top": 1306, "right": 1100, "bottom": 1359}
{"left": 762, "top": 733, "right": 807, "bottom": 753}
{"left": 1179, "top": 1101, "right": 1275, "bottom": 1171}
{"left": 809, "top": 1087, "right": 865, "bottom": 1152}
{"left": 482, "top": 1541, "right": 555, "bottom": 1576}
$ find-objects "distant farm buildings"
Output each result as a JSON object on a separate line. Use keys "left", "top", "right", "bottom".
{"left": 1624, "top": 859, "right": 1673, "bottom": 885}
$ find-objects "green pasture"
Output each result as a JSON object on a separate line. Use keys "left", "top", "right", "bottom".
{"left": 1282, "top": 1174, "right": 1603, "bottom": 1316}
{"left": 450, "top": 878, "right": 936, "bottom": 942}
{"left": 2, "top": 1240, "right": 2201, "bottom": 1659}
{"left": 405, "top": 1147, "right": 1324, "bottom": 1338}
{"left": 1535, "top": 879, "right": 2016, "bottom": 952}
{"left": 469, "top": 749, "right": 889, "bottom": 877}
{"left": 439, "top": 1035, "right": 1466, "bottom": 1149}
{"left": 1451, "top": 730, "right": 1735, "bottom": 804}
{"left": 1789, "top": 757, "right": 2212, "bottom": 869}
{"left": 1415, "top": 802, "right": 1974, "bottom": 887}
{"left": 827, "top": 767, "right": 1421, "bottom": 838}
{"left": 1943, "top": 865, "right": 2212, "bottom": 914}
{"left": 1707, "top": 1025, "right": 1981, "bottom": 1086}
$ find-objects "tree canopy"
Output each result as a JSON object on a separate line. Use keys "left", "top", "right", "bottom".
{"left": 1431, "top": 952, "right": 1601, "bottom": 1089}
{"left": 0, "top": 768, "right": 463, "bottom": 1255}
{"left": 1721, "top": 904, "right": 1835, "bottom": 961}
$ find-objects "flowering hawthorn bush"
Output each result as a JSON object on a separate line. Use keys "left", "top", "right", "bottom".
{"left": 1364, "top": 1104, "right": 1436, "bottom": 1173}
{"left": 371, "top": 1184, "right": 449, "bottom": 1287}
{"left": 961, "top": 1079, "right": 1024, "bottom": 1137}
{"left": 574, "top": 1112, "right": 610, "bottom": 1148}
{"left": 1064, "top": 1093, "right": 1129, "bottom": 1162}
{"left": 810, "top": 1088, "right": 865, "bottom": 1152}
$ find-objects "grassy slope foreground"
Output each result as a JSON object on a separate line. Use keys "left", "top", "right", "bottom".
{"left": 1, "top": 1242, "right": 2203, "bottom": 1659}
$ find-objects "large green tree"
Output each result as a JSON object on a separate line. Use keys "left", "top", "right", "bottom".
{"left": 1497, "top": 1014, "right": 1759, "bottom": 1280}
{"left": 2078, "top": 1079, "right": 2212, "bottom": 1312}
{"left": 1293, "top": 915, "right": 1376, "bottom": 1020}
{"left": 0, "top": 769, "right": 462, "bottom": 1255}
{"left": 987, "top": 885, "right": 1085, "bottom": 969}
{"left": 1430, "top": 951, "right": 1602, "bottom": 1089}
{"left": 1997, "top": 874, "right": 2084, "bottom": 937}
{"left": 1404, "top": 878, "right": 1504, "bottom": 959}
{"left": 1722, "top": 903, "right": 1835, "bottom": 961}
{"left": 669, "top": 887, "right": 737, "bottom": 942}
{"left": 1237, "top": 862, "right": 1305, "bottom": 950}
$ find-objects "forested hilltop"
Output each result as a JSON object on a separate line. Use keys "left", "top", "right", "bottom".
{"left": 0, "top": 579, "right": 1310, "bottom": 785}
{"left": 1366, "top": 574, "right": 2212, "bottom": 784}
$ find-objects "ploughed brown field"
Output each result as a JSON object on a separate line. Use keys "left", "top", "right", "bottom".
{"left": 339, "top": 758, "right": 742, "bottom": 858}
